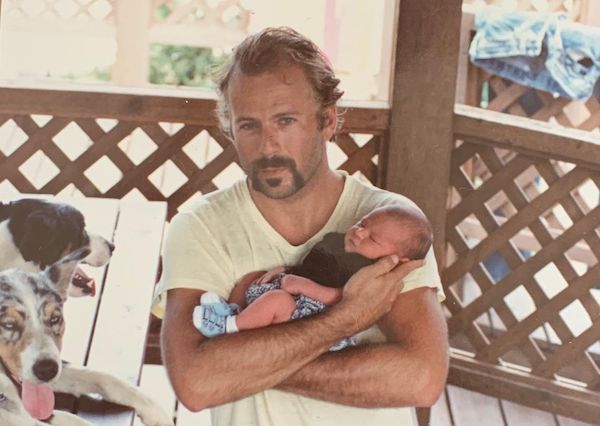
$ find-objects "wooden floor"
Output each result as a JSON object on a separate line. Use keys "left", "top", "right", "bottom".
{"left": 134, "top": 364, "right": 596, "bottom": 426}
{"left": 433, "top": 385, "right": 595, "bottom": 426}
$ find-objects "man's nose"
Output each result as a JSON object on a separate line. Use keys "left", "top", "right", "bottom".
{"left": 260, "top": 127, "right": 280, "bottom": 155}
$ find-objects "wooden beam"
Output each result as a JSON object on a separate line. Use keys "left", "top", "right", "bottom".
{"left": 0, "top": 86, "right": 219, "bottom": 125}
{"left": 386, "top": 0, "right": 463, "bottom": 264}
{"left": 0, "top": 86, "right": 389, "bottom": 132}
{"left": 448, "top": 352, "right": 600, "bottom": 424}
{"left": 454, "top": 104, "right": 600, "bottom": 172}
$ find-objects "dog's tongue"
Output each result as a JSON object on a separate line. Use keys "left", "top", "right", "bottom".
{"left": 70, "top": 266, "right": 96, "bottom": 297}
{"left": 22, "top": 380, "right": 55, "bottom": 420}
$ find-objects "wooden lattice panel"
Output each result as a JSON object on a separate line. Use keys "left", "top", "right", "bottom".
{"left": 444, "top": 137, "right": 600, "bottom": 389}
{"left": 0, "top": 88, "right": 386, "bottom": 220}
{"left": 462, "top": 0, "right": 585, "bottom": 20}
{"left": 3, "top": 0, "right": 116, "bottom": 22}
{"left": 152, "top": 0, "right": 250, "bottom": 28}
{"left": 485, "top": 76, "right": 600, "bottom": 133}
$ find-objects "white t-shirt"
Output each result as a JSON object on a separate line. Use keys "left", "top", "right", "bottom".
{"left": 153, "top": 173, "right": 444, "bottom": 426}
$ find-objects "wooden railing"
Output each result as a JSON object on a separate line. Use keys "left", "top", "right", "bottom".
{"left": 450, "top": 8, "right": 600, "bottom": 420}
{"left": 446, "top": 104, "right": 600, "bottom": 422}
{"left": 0, "top": 85, "right": 388, "bottom": 219}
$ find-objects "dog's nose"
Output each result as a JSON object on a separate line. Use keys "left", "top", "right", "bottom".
{"left": 33, "top": 358, "right": 59, "bottom": 382}
{"left": 107, "top": 241, "right": 115, "bottom": 253}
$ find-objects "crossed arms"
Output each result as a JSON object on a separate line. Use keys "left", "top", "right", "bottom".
{"left": 161, "top": 256, "right": 449, "bottom": 412}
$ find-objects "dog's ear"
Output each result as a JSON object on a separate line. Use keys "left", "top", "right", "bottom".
{"left": 18, "top": 210, "right": 65, "bottom": 268}
{"left": 44, "top": 248, "right": 91, "bottom": 298}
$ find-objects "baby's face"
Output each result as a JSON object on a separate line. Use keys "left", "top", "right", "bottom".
{"left": 344, "top": 211, "right": 400, "bottom": 259}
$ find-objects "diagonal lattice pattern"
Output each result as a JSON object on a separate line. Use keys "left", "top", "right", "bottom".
{"left": 4, "top": 0, "right": 115, "bottom": 21}
{"left": 445, "top": 139, "right": 600, "bottom": 388}
{"left": 152, "top": 0, "right": 250, "bottom": 27}
{"left": 462, "top": 0, "right": 586, "bottom": 21}
{"left": 0, "top": 104, "right": 384, "bottom": 220}
{"left": 479, "top": 76, "right": 600, "bottom": 134}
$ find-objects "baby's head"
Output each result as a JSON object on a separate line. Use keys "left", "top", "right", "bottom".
{"left": 344, "top": 205, "right": 432, "bottom": 261}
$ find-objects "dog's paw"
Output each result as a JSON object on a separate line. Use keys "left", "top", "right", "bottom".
{"left": 137, "top": 403, "right": 174, "bottom": 426}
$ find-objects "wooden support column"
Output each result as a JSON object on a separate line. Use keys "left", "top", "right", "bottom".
{"left": 580, "top": 0, "right": 600, "bottom": 26}
{"left": 112, "top": 0, "right": 151, "bottom": 86}
{"left": 385, "top": 0, "right": 463, "bottom": 265}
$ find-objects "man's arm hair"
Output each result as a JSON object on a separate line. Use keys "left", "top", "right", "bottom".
{"left": 162, "top": 287, "right": 343, "bottom": 411}
{"left": 161, "top": 256, "right": 416, "bottom": 412}
{"left": 276, "top": 286, "right": 448, "bottom": 408}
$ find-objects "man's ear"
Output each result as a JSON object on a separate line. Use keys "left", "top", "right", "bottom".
{"left": 18, "top": 211, "right": 60, "bottom": 267}
{"left": 321, "top": 105, "right": 338, "bottom": 141}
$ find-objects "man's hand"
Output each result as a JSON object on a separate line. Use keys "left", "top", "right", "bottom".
{"left": 338, "top": 256, "right": 424, "bottom": 331}
{"left": 277, "top": 286, "right": 448, "bottom": 408}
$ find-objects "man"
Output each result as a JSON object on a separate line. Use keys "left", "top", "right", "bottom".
{"left": 154, "top": 27, "right": 448, "bottom": 425}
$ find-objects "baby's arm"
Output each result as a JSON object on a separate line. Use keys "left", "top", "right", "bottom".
{"left": 228, "top": 270, "right": 265, "bottom": 308}
{"left": 228, "top": 266, "right": 288, "bottom": 307}
{"left": 280, "top": 275, "right": 343, "bottom": 305}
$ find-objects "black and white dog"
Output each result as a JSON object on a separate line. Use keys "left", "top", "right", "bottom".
{"left": 0, "top": 249, "right": 173, "bottom": 425}
{"left": 0, "top": 199, "right": 114, "bottom": 297}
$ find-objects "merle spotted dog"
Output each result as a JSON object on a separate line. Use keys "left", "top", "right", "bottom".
{"left": 0, "top": 248, "right": 174, "bottom": 425}
{"left": 0, "top": 198, "right": 114, "bottom": 297}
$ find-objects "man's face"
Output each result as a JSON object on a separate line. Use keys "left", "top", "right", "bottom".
{"left": 226, "top": 64, "right": 336, "bottom": 199}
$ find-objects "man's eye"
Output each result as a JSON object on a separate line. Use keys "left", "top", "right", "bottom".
{"left": 238, "top": 122, "right": 256, "bottom": 131}
{"left": 279, "top": 117, "right": 295, "bottom": 126}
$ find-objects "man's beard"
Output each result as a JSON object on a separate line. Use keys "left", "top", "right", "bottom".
{"left": 249, "top": 156, "right": 306, "bottom": 199}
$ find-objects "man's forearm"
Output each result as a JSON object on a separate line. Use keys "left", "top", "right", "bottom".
{"left": 277, "top": 343, "right": 440, "bottom": 407}
{"left": 164, "top": 259, "right": 423, "bottom": 411}
{"left": 163, "top": 290, "right": 367, "bottom": 411}
{"left": 278, "top": 288, "right": 449, "bottom": 408}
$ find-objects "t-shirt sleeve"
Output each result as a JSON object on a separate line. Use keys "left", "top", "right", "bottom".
{"left": 400, "top": 246, "right": 445, "bottom": 301}
{"left": 151, "top": 210, "right": 235, "bottom": 318}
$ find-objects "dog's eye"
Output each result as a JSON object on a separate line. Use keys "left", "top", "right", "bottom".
{"left": 0, "top": 393, "right": 5, "bottom": 402}
{"left": 49, "top": 314, "right": 62, "bottom": 326}
{"left": 0, "top": 321, "right": 17, "bottom": 331}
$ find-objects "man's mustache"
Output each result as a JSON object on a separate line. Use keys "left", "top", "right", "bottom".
{"left": 253, "top": 156, "right": 296, "bottom": 170}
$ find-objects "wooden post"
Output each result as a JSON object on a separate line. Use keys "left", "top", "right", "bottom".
{"left": 580, "top": 0, "right": 600, "bottom": 26}
{"left": 112, "top": 0, "right": 151, "bottom": 85}
{"left": 386, "top": 0, "right": 463, "bottom": 265}
{"left": 376, "top": 0, "right": 399, "bottom": 101}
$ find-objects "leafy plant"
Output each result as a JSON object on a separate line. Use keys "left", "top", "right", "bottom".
{"left": 148, "top": 44, "right": 229, "bottom": 88}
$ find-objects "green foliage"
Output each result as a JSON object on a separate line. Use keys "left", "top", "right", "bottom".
{"left": 148, "top": 44, "right": 229, "bottom": 88}
{"left": 156, "top": 3, "right": 171, "bottom": 19}
{"left": 91, "top": 66, "right": 112, "bottom": 82}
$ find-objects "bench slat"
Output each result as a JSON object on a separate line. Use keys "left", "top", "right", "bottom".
{"left": 78, "top": 200, "right": 167, "bottom": 425}
{"left": 62, "top": 197, "right": 120, "bottom": 364}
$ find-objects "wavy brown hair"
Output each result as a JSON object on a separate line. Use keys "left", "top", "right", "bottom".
{"left": 214, "top": 27, "right": 344, "bottom": 139}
